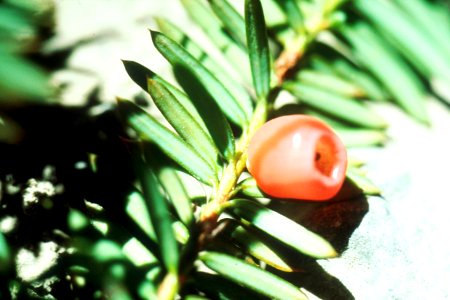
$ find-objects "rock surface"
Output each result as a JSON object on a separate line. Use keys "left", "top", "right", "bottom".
{"left": 318, "top": 102, "right": 450, "bottom": 299}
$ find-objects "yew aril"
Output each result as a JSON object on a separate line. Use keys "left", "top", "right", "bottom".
{"left": 247, "top": 115, "right": 347, "bottom": 201}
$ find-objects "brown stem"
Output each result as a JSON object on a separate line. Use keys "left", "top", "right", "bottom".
{"left": 275, "top": 48, "right": 303, "bottom": 83}
{"left": 198, "top": 101, "right": 268, "bottom": 247}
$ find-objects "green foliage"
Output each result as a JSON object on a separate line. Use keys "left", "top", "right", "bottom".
{"left": 200, "top": 251, "right": 308, "bottom": 300}
{"left": 227, "top": 223, "right": 295, "bottom": 272}
{"left": 154, "top": 17, "right": 254, "bottom": 122}
{"left": 151, "top": 30, "right": 249, "bottom": 127}
{"left": 0, "top": 232, "right": 10, "bottom": 273}
{"left": 136, "top": 161, "right": 179, "bottom": 274}
{"left": 340, "top": 23, "right": 429, "bottom": 124}
{"left": 0, "top": 48, "right": 50, "bottom": 101}
{"left": 180, "top": 0, "right": 251, "bottom": 81}
{"left": 2, "top": 0, "right": 450, "bottom": 299}
{"left": 226, "top": 199, "right": 337, "bottom": 259}
{"left": 245, "top": 0, "right": 272, "bottom": 100}
{"left": 284, "top": 81, "right": 387, "bottom": 128}
{"left": 146, "top": 78, "right": 220, "bottom": 167}
{"left": 118, "top": 99, "right": 218, "bottom": 185}
{"left": 0, "top": 1, "right": 52, "bottom": 102}
{"left": 156, "top": 166, "right": 194, "bottom": 227}
{"left": 273, "top": 0, "right": 304, "bottom": 32}
{"left": 209, "top": 0, "right": 247, "bottom": 48}
{"left": 116, "top": 0, "right": 450, "bottom": 298}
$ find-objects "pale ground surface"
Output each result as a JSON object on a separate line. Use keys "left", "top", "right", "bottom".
{"left": 48, "top": 1, "right": 450, "bottom": 299}
{"left": 319, "top": 101, "right": 450, "bottom": 299}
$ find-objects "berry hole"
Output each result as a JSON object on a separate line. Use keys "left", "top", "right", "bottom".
{"left": 314, "top": 135, "right": 339, "bottom": 179}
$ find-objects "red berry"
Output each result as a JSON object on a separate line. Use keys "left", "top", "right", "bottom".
{"left": 247, "top": 115, "right": 347, "bottom": 201}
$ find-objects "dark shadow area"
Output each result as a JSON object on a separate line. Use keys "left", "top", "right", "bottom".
{"left": 188, "top": 272, "right": 268, "bottom": 300}
{"left": 0, "top": 95, "right": 145, "bottom": 298}
{"left": 0, "top": 100, "right": 134, "bottom": 198}
{"left": 0, "top": 98, "right": 133, "bottom": 232}
{"left": 269, "top": 180, "right": 369, "bottom": 253}
{"left": 267, "top": 179, "right": 369, "bottom": 299}
{"left": 271, "top": 260, "right": 355, "bottom": 300}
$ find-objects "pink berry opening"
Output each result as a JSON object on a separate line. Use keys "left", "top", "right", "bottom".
{"left": 247, "top": 115, "right": 347, "bottom": 201}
